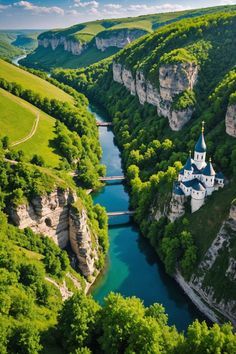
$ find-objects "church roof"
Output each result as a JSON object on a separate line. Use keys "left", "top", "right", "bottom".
{"left": 192, "top": 180, "right": 206, "bottom": 192}
{"left": 182, "top": 180, "right": 195, "bottom": 188}
{"left": 179, "top": 168, "right": 184, "bottom": 175}
{"left": 173, "top": 182, "right": 184, "bottom": 196}
{"left": 192, "top": 164, "right": 202, "bottom": 175}
{"left": 216, "top": 172, "right": 224, "bottom": 180}
{"left": 202, "top": 161, "right": 215, "bottom": 176}
{"left": 195, "top": 132, "right": 206, "bottom": 153}
{"left": 182, "top": 178, "right": 206, "bottom": 191}
{"left": 184, "top": 156, "right": 192, "bottom": 171}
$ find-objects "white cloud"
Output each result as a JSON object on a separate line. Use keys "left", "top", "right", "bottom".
{"left": 220, "top": 0, "right": 236, "bottom": 4}
{"left": 128, "top": 3, "right": 187, "bottom": 13}
{"left": 104, "top": 4, "right": 122, "bottom": 10}
{"left": 0, "top": 4, "right": 11, "bottom": 11}
{"left": 14, "top": 1, "right": 64, "bottom": 15}
{"left": 66, "top": 9, "right": 80, "bottom": 15}
{"left": 74, "top": 0, "right": 99, "bottom": 8}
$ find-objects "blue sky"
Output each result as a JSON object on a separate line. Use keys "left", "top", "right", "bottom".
{"left": 0, "top": 0, "right": 235, "bottom": 29}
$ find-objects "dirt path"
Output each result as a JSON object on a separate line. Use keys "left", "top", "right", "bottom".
{"left": 45, "top": 276, "right": 73, "bottom": 301}
{"left": 11, "top": 112, "right": 39, "bottom": 147}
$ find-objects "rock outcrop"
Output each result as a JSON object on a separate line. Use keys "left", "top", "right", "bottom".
{"left": 10, "top": 188, "right": 99, "bottom": 278}
{"left": 95, "top": 29, "right": 147, "bottom": 52}
{"left": 10, "top": 188, "right": 75, "bottom": 248}
{"left": 225, "top": 104, "right": 236, "bottom": 137}
{"left": 38, "top": 37, "right": 86, "bottom": 56}
{"left": 167, "top": 194, "right": 186, "bottom": 222}
{"left": 182, "top": 203, "right": 236, "bottom": 326}
{"left": 69, "top": 206, "right": 98, "bottom": 277}
{"left": 113, "top": 61, "right": 198, "bottom": 131}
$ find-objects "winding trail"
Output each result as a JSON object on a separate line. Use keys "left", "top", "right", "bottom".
{"left": 11, "top": 112, "right": 40, "bottom": 147}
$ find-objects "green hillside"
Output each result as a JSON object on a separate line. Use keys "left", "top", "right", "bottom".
{"left": 21, "top": 4, "right": 236, "bottom": 70}
{"left": 0, "top": 59, "right": 74, "bottom": 103}
{"left": 0, "top": 88, "right": 60, "bottom": 167}
{"left": 12, "top": 33, "right": 39, "bottom": 50}
{"left": 0, "top": 39, "right": 23, "bottom": 59}
{"left": 0, "top": 30, "right": 41, "bottom": 59}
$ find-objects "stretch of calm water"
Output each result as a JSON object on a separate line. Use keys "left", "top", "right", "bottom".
{"left": 90, "top": 105, "right": 206, "bottom": 331}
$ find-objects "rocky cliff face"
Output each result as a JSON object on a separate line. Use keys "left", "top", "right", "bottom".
{"left": 10, "top": 188, "right": 99, "bottom": 278}
{"left": 95, "top": 29, "right": 147, "bottom": 52}
{"left": 38, "top": 37, "right": 85, "bottom": 55}
{"left": 69, "top": 206, "right": 98, "bottom": 278}
{"left": 225, "top": 104, "right": 236, "bottom": 137}
{"left": 113, "top": 61, "right": 198, "bottom": 131}
{"left": 185, "top": 203, "right": 236, "bottom": 325}
{"left": 167, "top": 194, "right": 186, "bottom": 222}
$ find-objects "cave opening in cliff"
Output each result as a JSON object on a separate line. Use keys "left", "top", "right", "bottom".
{"left": 45, "top": 217, "right": 52, "bottom": 227}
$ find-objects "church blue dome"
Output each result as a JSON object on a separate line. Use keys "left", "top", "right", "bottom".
{"left": 202, "top": 161, "right": 215, "bottom": 176}
{"left": 184, "top": 156, "right": 192, "bottom": 171}
{"left": 195, "top": 132, "right": 206, "bottom": 153}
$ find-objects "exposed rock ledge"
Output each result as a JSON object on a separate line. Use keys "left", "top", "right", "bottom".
{"left": 226, "top": 104, "right": 236, "bottom": 137}
{"left": 10, "top": 188, "right": 99, "bottom": 279}
{"left": 113, "top": 61, "right": 198, "bottom": 131}
{"left": 38, "top": 37, "right": 86, "bottom": 56}
{"left": 175, "top": 271, "right": 219, "bottom": 323}
{"left": 95, "top": 29, "right": 147, "bottom": 52}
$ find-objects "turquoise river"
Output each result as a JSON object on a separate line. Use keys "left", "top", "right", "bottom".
{"left": 90, "top": 105, "right": 205, "bottom": 331}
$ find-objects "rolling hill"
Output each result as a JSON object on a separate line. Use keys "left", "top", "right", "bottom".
{"left": 0, "top": 30, "right": 42, "bottom": 59}
{"left": 21, "top": 4, "right": 236, "bottom": 70}
{"left": 0, "top": 88, "right": 60, "bottom": 167}
{"left": 0, "top": 38, "right": 23, "bottom": 59}
{"left": 0, "top": 59, "right": 74, "bottom": 103}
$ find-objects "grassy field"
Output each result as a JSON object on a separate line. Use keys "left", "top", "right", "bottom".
{"left": 0, "top": 59, "right": 74, "bottom": 103}
{"left": 0, "top": 88, "right": 60, "bottom": 167}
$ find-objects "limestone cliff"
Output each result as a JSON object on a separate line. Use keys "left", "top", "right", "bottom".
{"left": 177, "top": 202, "right": 236, "bottom": 325}
{"left": 113, "top": 61, "right": 198, "bottom": 131}
{"left": 9, "top": 188, "right": 99, "bottom": 278}
{"left": 38, "top": 37, "right": 86, "bottom": 56}
{"left": 225, "top": 104, "right": 236, "bottom": 137}
{"left": 95, "top": 29, "right": 147, "bottom": 52}
{"left": 69, "top": 205, "right": 99, "bottom": 278}
{"left": 10, "top": 188, "right": 75, "bottom": 248}
{"left": 167, "top": 194, "right": 186, "bottom": 222}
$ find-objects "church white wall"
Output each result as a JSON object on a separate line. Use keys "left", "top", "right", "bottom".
{"left": 191, "top": 197, "right": 205, "bottom": 213}
{"left": 194, "top": 151, "right": 206, "bottom": 169}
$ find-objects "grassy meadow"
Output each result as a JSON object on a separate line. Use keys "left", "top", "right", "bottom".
{"left": 0, "top": 59, "right": 74, "bottom": 103}
{"left": 0, "top": 88, "right": 60, "bottom": 167}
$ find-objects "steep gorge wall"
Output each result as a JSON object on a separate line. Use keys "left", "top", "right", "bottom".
{"left": 113, "top": 61, "right": 198, "bottom": 131}
{"left": 95, "top": 29, "right": 147, "bottom": 52}
{"left": 38, "top": 28, "right": 147, "bottom": 57}
{"left": 10, "top": 188, "right": 99, "bottom": 278}
{"left": 38, "top": 37, "right": 86, "bottom": 56}
{"left": 226, "top": 104, "right": 236, "bottom": 137}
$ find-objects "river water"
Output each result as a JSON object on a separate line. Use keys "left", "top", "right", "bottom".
{"left": 90, "top": 105, "right": 205, "bottom": 331}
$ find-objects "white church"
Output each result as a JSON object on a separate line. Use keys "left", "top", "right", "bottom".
{"left": 173, "top": 122, "right": 224, "bottom": 213}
